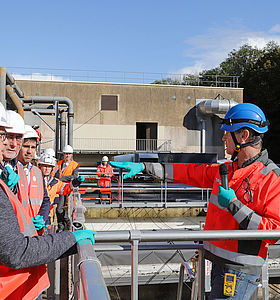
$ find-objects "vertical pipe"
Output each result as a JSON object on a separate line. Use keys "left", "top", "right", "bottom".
{"left": 131, "top": 239, "right": 139, "bottom": 300}
{"left": 55, "top": 260, "right": 60, "bottom": 297}
{"left": 200, "top": 119, "right": 206, "bottom": 153}
{"left": 0, "top": 67, "right": 7, "bottom": 107}
{"left": 60, "top": 111, "right": 66, "bottom": 153}
{"left": 55, "top": 101, "right": 59, "bottom": 157}
{"left": 68, "top": 110, "right": 74, "bottom": 146}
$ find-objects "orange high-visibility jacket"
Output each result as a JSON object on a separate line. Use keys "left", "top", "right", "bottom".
{"left": 0, "top": 178, "right": 49, "bottom": 300}
{"left": 97, "top": 164, "right": 113, "bottom": 188}
{"left": 45, "top": 177, "right": 72, "bottom": 222}
{"left": 57, "top": 159, "right": 79, "bottom": 179}
{"left": 57, "top": 159, "right": 79, "bottom": 195}
{"left": 17, "top": 163, "right": 44, "bottom": 218}
{"left": 160, "top": 150, "right": 280, "bottom": 267}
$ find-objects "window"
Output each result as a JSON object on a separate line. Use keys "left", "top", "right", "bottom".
{"left": 101, "top": 95, "right": 118, "bottom": 111}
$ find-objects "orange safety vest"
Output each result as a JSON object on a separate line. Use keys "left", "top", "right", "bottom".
{"left": 0, "top": 179, "right": 49, "bottom": 300}
{"left": 97, "top": 164, "right": 113, "bottom": 188}
{"left": 57, "top": 159, "right": 79, "bottom": 178}
{"left": 17, "top": 163, "right": 44, "bottom": 218}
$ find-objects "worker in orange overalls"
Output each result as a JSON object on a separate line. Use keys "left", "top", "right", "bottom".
{"left": 110, "top": 103, "right": 280, "bottom": 299}
{"left": 97, "top": 156, "right": 113, "bottom": 201}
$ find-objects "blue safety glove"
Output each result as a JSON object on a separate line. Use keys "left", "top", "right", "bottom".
{"left": 109, "top": 161, "right": 144, "bottom": 179}
{"left": 72, "top": 230, "right": 97, "bottom": 245}
{"left": 217, "top": 186, "right": 237, "bottom": 208}
{"left": 32, "top": 215, "right": 46, "bottom": 230}
{"left": 77, "top": 175, "right": 85, "bottom": 182}
{"left": 1, "top": 165, "right": 20, "bottom": 189}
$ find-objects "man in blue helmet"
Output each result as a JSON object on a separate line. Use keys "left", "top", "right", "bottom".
{"left": 110, "top": 103, "right": 280, "bottom": 299}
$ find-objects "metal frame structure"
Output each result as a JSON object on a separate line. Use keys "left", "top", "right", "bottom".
{"left": 66, "top": 189, "right": 280, "bottom": 300}
{"left": 80, "top": 172, "right": 211, "bottom": 208}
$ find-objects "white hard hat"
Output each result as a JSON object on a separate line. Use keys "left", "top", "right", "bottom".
{"left": 39, "top": 154, "right": 56, "bottom": 167}
{"left": 43, "top": 148, "right": 56, "bottom": 157}
{"left": 33, "top": 153, "right": 39, "bottom": 160}
{"left": 23, "top": 125, "right": 39, "bottom": 140}
{"left": 102, "top": 156, "right": 109, "bottom": 162}
{"left": 63, "top": 145, "right": 73, "bottom": 153}
{"left": 0, "top": 103, "right": 11, "bottom": 128}
{"left": 5, "top": 110, "right": 25, "bottom": 134}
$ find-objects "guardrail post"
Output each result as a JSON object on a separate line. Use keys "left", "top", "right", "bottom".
{"left": 130, "top": 231, "right": 141, "bottom": 300}
{"left": 197, "top": 248, "right": 205, "bottom": 300}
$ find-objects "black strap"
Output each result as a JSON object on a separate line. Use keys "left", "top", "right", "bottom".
{"left": 222, "top": 118, "right": 269, "bottom": 128}
{"left": 230, "top": 132, "right": 262, "bottom": 161}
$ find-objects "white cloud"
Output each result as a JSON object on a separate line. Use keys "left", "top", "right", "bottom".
{"left": 12, "top": 72, "right": 66, "bottom": 81}
{"left": 176, "top": 25, "right": 280, "bottom": 74}
{"left": 269, "top": 24, "right": 280, "bottom": 33}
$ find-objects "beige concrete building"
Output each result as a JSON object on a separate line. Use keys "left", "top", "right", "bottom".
{"left": 17, "top": 80, "right": 243, "bottom": 164}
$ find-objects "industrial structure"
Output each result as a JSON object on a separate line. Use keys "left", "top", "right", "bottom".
{"left": 2, "top": 66, "right": 280, "bottom": 299}
{"left": 16, "top": 78, "right": 243, "bottom": 165}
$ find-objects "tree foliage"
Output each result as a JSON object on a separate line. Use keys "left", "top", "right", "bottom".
{"left": 153, "top": 41, "right": 280, "bottom": 161}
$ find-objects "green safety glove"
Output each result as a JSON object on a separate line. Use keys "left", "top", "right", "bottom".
{"left": 72, "top": 230, "right": 97, "bottom": 245}
{"left": 77, "top": 175, "right": 85, "bottom": 182}
{"left": 32, "top": 215, "right": 46, "bottom": 230}
{"left": 1, "top": 165, "right": 20, "bottom": 189}
{"left": 217, "top": 186, "right": 237, "bottom": 208}
{"left": 109, "top": 161, "right": 144, "bottom": 179}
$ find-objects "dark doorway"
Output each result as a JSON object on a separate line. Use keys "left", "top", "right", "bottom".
{"left": 136, "top": 122, "right": 158, "bottom": 151}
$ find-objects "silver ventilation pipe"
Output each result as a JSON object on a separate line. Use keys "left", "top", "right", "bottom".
{"left": 197, "top": 99, "right": 238, "bottom": 115}
{"left": 197, "top": 99, "right": 238, "bottom": 153}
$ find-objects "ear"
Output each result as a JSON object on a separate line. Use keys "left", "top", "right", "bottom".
{"left": 241, "top": 129, "right": 250, "bottom": 143}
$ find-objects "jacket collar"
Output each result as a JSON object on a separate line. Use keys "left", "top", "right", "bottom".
{"left": 241, "top": 149, "right": 269, "bottom": 168}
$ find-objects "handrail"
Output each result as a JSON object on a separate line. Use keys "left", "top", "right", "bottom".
{"left": 69, "top": 189, "right": 111, "bottom": 300}
{"left": 94, "top": 229, "right": 280, "bottom": 242}
{"left": 76, "top": 240, "right": 111, "bottom": 300}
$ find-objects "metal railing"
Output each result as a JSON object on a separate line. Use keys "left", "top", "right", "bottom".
{"left": 72, "top": 138, "right": 171, "bottom": 152}
{"left": 80, "top": 171, "right": 211, "bottom": 208}
{"left": 94, "top": 229, "right": 280, "bottom": 300}
{"left": 68, "top": 188, "right": 280, "bottom": 300}
{"left": 9, "top": 66, "right": 239, "bottom": 87}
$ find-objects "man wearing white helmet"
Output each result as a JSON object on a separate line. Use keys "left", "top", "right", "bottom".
{"left": 1, "top": 110, "right": 24, "bottom": 191}
{"left": 0, "top": 105, "right": 96, "bottom": 299}
{"left": 56, "top": 144, "right": 84, "bottom": 232}
{"left": 97, "top": 155, "right": 113, "bottom": 201}
{"left": 18, "top": 125, "right": 51, "bottom": 233}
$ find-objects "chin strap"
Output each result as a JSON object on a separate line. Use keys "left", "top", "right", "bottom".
{"left": 230, "top": 132, "right": 262, "bottom": 161}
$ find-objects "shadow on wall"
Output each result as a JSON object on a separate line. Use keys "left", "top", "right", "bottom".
{"left": 183, "top": 106, "right": 225, "bottom": 159}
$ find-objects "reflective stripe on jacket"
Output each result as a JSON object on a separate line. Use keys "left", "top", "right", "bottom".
{"left": 28, "top": 166, "right": 44, "bottom": 218}
{"left": 97, "top": 164, "right": 113, "bottom": 188}
{"left": 16, "top": 163, "right": 29, "bottom": 210}
{"left": 0, "top": 178, "right": 49, "bottom": 299}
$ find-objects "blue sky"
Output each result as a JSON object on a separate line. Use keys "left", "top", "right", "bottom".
{"left": 2, "top": 0, "right": 280, "bottom": 79}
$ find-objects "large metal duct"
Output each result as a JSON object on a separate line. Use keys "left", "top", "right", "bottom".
{"left": 0, "top": 67, "right": 25, "bottom": 115}
{"left": 197, "top": 99, "right": 238, "bottom": 115}
{"left": 6, "top": 86, "right": 25, "bottom": 118}
{"left": 197, "top": 99, "right": 238, "bottom": 153}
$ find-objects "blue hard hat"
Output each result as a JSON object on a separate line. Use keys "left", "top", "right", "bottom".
{"left": 221, "top": 103, "right": 269, "bottom": 133}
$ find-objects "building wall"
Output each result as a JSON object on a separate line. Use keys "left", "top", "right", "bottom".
{"left": 17, "top": 80, "right": 243, "bottom": 156}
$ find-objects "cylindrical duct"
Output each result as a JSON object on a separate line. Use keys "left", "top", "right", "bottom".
{"left": 197, "top": 99, "right": 238, "bottom": 115}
